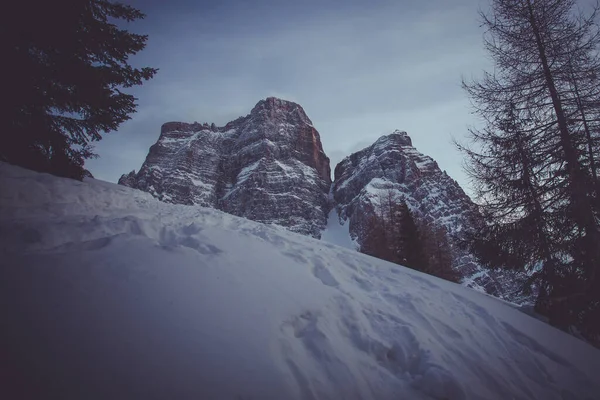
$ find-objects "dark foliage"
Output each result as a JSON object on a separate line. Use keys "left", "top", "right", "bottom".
{"left": 3, "top": 0, "right": 157, "bottom": 179}
{"left": 361, "top": 214, "right": 393, "bottom": 261}
{"left": 459, "top": 0, "right": 600, "bottom": 345}
{"left": 359, "top": 191, "right": 460, "bottom": 283}
{"left": 419, "top": 220, "right": 462, "bottom": 283}
{"left": 396, "top": 201, "right": 428, "bottom": 271}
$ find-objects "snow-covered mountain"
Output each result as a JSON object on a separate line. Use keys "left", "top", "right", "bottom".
{"left": 118, "top": 98, "right": 525, "bottom": 302}
{"left": 1, "top": 162, "right": 599, "bottom": 399}
{"left": 119, "top": 97, "right": 331, "bottom": 238}
{"left": 333, "top": 131, "right": 477, "bottom": 241}
{"left": 331, "top": 131, "right": 529, "bottom": 302}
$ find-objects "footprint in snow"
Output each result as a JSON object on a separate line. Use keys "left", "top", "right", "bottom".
{"left": 352, "top": 275, "right": 374, "bottom": 292}
{"left": 311, "top": 257, "right": 339, "bottom": 287}
{"left": 158, "top": 226, "right": 222, "bottom": 256}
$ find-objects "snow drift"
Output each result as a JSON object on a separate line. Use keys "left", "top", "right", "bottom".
{"left": 0, "top": 162, "right": 598, "bottom": 400}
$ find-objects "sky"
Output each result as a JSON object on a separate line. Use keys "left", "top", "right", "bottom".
{"left": 86, "top": 0, "right": 497, "bottom": 194}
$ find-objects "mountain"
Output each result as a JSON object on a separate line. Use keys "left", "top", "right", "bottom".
{"left": 119, "top": 98, "right": 526, "bottom": 302}
{"left": 119, "top": 97, "right": 331, "bottom": 238}
{"left": 332, "top": 131, "right": 529, "bottom": 302}
{"left": 2, "top": 162, "right": 599, "bottom": 399}
{"left": 333, "top": 131, "right": 477, "bottom": 242}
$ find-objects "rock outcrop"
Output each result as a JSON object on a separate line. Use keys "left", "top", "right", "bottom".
{"left": 332, "top": 131, "right": 529, "bottom": 302}
{"left": 333, "top": 131, "right": 478, "bottom": 241}
{"left": 120, "top": 99, "right": 529, "bottom": 303}
{"left": 119, "top": 98, "right": 331, "bottom": 237}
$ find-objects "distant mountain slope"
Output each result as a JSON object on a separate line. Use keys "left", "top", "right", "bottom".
{"left": 332, "top": 131, "right": 530, "bottom": 302}
{"left": 1, "top": 162, "right": 599, "bottom": 400}
{"left": 119, "top": 97, "right": 331, "bottom": 238}
{"left": 333, "top": 131, "right": 477, "bottom": 240}
{"left": 119, "top": 98, "right": 527, "bottom": 303}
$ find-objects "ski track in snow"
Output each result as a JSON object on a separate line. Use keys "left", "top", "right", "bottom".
{"left": 0, "top": 162, "right": 599, "bottom": 400}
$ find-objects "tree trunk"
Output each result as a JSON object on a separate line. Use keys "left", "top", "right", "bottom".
{"left": 526, "top": 0, "right": 599, "bottom": 296}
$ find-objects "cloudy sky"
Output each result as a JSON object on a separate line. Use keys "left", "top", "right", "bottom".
{"left": 87, "top": 0, "right": 496, "bottom": 193}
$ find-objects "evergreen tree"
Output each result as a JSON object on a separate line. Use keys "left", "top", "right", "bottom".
{"left": 361, "top": 214, "right": 393, "bottom": 261}
{"left": 379, "top": 190, "right": 404, "bottom": 264}
{"left": 397, "top": 201, "right": 428, "bottom": 271}
{"left": 458, "top": 103, "right": 564, "bottom": 296}
{"left": 360, "top": 193, "right": 460, "bottom": 283}
{"left": 461, "top": 0, "right": 600, "bottom": 343}
{"left": 420, "top": 220, "right": 462, "bottom": 283}
{"left": 361, "top": 190, "right": 399, "bottom": 263}
{"left": 4, "top": 0, "right": 157, "bottom": 179}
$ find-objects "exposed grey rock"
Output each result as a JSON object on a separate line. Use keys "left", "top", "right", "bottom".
{"left": 117, "top": 170, "right": 137, "bottom": 188}
{"left": 332, "top": 131, "right": 531, "bottom": 303}
{"left": 333, "top": 131, "right": 477, "bottom": 242}
{"left": 121, "top": 100, "right": 529, "bottom": 304}
{"left": 119, "top": 97, "right": 331, "bottom": 238}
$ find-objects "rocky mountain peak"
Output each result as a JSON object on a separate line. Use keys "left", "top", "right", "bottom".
{"left": 119, "top": 101, "right": 527, "bottom": 303}
{"left": 249, "top": 97, "right": 314, "bottom": 128}
{"left": 118, "top": 98, "right": 331, "bottom": 237}
{"left": 376, "top": 130, "right": 412, "bottom": 147}
{"left": 333, "top": 131, "right": 529, "bottom": 302}
{"left": 334, "top": 129, "right": 477, "bottom": 243}
{"left": 251, "top": 96, "right": 298, "bottom": 112}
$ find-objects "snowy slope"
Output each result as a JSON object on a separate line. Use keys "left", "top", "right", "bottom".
{"left": 1, "top": 162, "right": 599, "bottom": 400}
{"left": 320, "top": 208, "right": 357, "bottom": 251}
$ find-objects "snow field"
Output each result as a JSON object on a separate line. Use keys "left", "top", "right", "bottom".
{"left": 1, "top": 162, "right": 599, "bottom": 399}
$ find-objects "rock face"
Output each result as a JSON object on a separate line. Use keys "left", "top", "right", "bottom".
{"left": 120, "top": 99, "right": 528, "bottom": 303}
{"left": 119, "top": 98, "right": 331, "bottom": 237}
{"left": 333, "top": 131, "right": 478, "bottom": 241}
{"left": 332, "top": 131, "right": 529, "bottom": 302}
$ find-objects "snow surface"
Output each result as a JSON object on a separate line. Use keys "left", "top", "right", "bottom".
{"left": 320, "top": 208, "right": 357, "bottom": 250}
{"left": 1, "top": 162, "right": 599, "bottom": 400}
{"left": 236, "top": 159, "right": 261, "bottom": 182}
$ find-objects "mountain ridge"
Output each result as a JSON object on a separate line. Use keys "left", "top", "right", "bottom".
{"left": 119, "top": 97, "right": 331, "bottom": 238}
{"left": 119, "top": 97, "right": 528, "bottom": 302}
